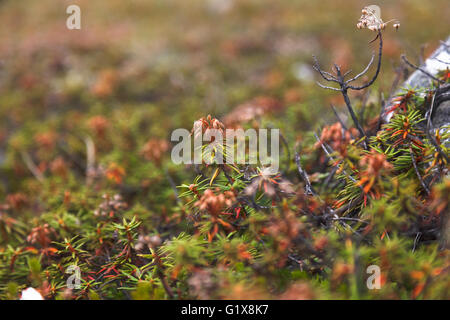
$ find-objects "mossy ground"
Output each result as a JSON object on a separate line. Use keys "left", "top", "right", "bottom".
{"left": 0, "top": 0, "right": 449, "bottom": 300}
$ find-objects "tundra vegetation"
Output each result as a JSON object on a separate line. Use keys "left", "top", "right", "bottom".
{"left": 0, "top": 1, "right": 448, "bottom": 300}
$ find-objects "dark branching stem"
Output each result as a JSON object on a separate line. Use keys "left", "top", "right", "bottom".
{"left": 409, "top": 145, "right": 430, "bottom": 195}
{"left": 434, "top": 57, "right": 450, "bottom": 65}
{"left": 313, "top": 31, "right": 384, "bottom": 149}
{"left": 347, "top": 32, "right": 383, "bottom": 91}
{"left": 342, "top": 87, "right": 367, "bottom": 146}
{"left": 294, "top": 151, "right": 317, "bottom": 196}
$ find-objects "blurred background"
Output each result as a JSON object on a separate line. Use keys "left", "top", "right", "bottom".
{"left": 0, "top": 0, "right": 449, "bottom": 198}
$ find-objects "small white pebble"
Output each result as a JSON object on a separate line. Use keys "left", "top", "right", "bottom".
{"left": 20, "top": 287, "right": 44, "bottom": 300}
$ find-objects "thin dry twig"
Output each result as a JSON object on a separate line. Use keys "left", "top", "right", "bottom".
{"left": 409, "top": 145, "right": 430, "bottom": 195}
{"left": 294, "top": 151, "right": 316, "bottom": 196}
{"left": 20, "top": 151, "right": 44, "bottom": 183}
{"left": 412, "top": 232, "right": 422, "bottom": 252}
{"left": 401, "top": 54, "right": 444, "bottom": 84}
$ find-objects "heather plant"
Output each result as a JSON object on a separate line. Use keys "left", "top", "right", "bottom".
{"left": 0, "top": 2, "right": 449, "bottom": 300}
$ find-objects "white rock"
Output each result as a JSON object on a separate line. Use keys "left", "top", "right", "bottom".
{"left": 384, "top": 36, "right": 450, "bottom": 123}
{"left": 20, "top": 287, "right": 44, "bottom": 300}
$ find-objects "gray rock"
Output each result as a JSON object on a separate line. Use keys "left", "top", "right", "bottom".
{"left": 433, "top": 100, "right": 450, "bottom": 129}
{"left": 404, "top": 36, "right": 450, "bottom": 90}
{"left": 384, "top": 36, "right": 450, "bottom": 130}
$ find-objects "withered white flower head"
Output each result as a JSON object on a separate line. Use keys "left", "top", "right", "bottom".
{"left": 356, "top": 5, "right": 400, "bottom": 32}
